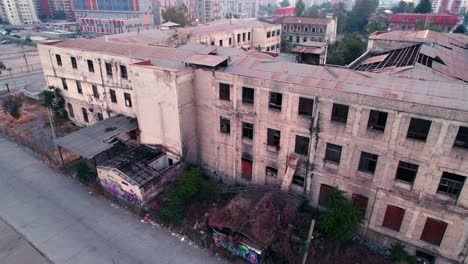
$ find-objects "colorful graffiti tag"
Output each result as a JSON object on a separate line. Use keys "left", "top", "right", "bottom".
{"left": 101, "top": 179, "right": 142, "bottom": 206}
{"left": 212, "top": 229, "right": 261, "bottom": 264}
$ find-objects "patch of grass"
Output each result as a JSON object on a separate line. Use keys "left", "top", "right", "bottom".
{"left": 75, "top": 163, "right": 91, "bottom": 183}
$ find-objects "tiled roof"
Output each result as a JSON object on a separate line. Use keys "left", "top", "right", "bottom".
{"left": 274, "top": 7, "right": 295, "bottom": 15}
{"left": 275, "top": 16, "right": 333, "bottom": 25}
{"left": 390, "top": 13, "right": 457, "bottom": 24}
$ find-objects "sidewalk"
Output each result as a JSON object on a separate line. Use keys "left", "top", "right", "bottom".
{"left": 0, "top": 137, "right": 224, "bottom": 264}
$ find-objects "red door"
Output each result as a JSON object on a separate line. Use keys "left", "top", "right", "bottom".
{"left": 241, "top": 159, "right": 252, "bottom": 181}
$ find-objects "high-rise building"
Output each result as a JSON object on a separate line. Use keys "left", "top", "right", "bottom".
{"left": 220, "top": 0, "right": 258, "bottom": 18}
{"left": 0, "top": 0, "right": 40, "bottom": 24}
{"left": 432, "top": 0, "right": 465, "bottom": 14}
{"left": 50, "top": 0, "right": 73, "bottom": 20}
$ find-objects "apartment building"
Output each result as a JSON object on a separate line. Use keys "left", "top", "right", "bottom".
{"left": 220, "top": 0, "right": 258, "bottom": 18}
{"left": 276, "top": 16, "right": 337, "bottom": 44}
{"left": 389, "top": 13, "right": 458, "bottom": 32}
{"left": 196, "top": 0, "right": 221, "bottom": 22}
{"left": 37, "top": 29, "right": 467, "bottom": 263}
{"left": 0, "top": 0, "right": 40, "bottom": 24}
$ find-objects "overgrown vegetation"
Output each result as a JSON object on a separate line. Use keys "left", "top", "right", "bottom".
{"left": 390, "top": 242, "right": 417, "bottom": 264}
{"left": 326, "top": 33, "right": 367, "bottom": 66}
{"left": 41, "top": 86, "right": 68, "bottom": 120}
{"left": 158, "top": 167, "right": 216, "bottom": 226}
{"left": 161, "top": 6, "right": 190, "bottom": 26}
{"left": 75, "top": 163, "right": 91, "bottom": 183}
{"left": 454, "top": 24, "right": 467, "bottom": 34}
{"left": 317, "top": 188, "right": 364, "bottom": 244}
{"left": 1, "top": 95, "right": 23, "bottom": 119}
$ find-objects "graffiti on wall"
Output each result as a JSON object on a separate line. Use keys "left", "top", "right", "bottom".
{"left": 101, "top": 178, "right": 142, "bottom": 206}
{"left": 212, "top": 229, "right": 261, "bottom": 264}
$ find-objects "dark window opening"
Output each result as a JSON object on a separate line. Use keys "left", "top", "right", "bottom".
{"left": 292, "top": 175, "right": 305, "bottom": 187}
{"left": 358, "top": 152, "right": 378, "bottom": 174}
{"left": 267, "top": 128, "right": 281, "bottom": 147}
{"left": 269, "top": 92, "right": 282, "bottom": 111}
{"left": 105, "top": 62, "right": 112, "bottom": 76}
{"left": 97, "top": 112, "right": 103, "bottom": 121}
{"left": 220, "top": 117, "right": 230, "bottom": 134}
{"left": 219, "top": 40, "right": 223, "bottom": 46}
{"left": 109, "top": 89, "right": 117, "bottom": 103}
{"left": 298, "top": 97, "right": 314, "bottom": 116}
{"left": 229, "top": 37, "right": 232, "bottom": 45}
{"left": 242, "top": 122, "right": 254, "bottom": 140}
{"left": 242, "top": 87, "right": 254, "bottom": 104}
{"left": 87, "top": 59, "right": 94, "bottom": 72}
{"left": 395, "top": 161, "right": 419, "bottom": 184}
{"left": 454, "top": 126, "right": 468, "bottom": 149}
{"left": 318, "top": 184, "right": 334, "bottom": 207}
{"left": 295, "top": 135, "right": 310, "bottom": 155}
{"left": 420, "top": 218, "right": 447, "bottom": 246}
{"left": 382, "top": 205, "right": 405, "bottom": 232}
{"left": 219, "top": 83, "right": 230, "bottom": 101}
{"left": 415, "top": 251, "right": 435, "bottom": 264}
{"left": 267, "top": 31, "right": 271, "bottom": 38}
{"left": 67, "top": 103, "right": 74, "bottom": 118}
{"left": 71, "top": 56, "right": 77, "bottom": 69}
{"left": 168, "top": 158, "right": 174, "bottom": 166}
{"left": 237, "top": 33, "right": 240, "bottom": 43}
{"left": 76, "top": 81, "right": 82, "bottom": 94}
{"left": 266, "top": 166, "right": 278, "bottom": 178}
{"left": 92, "top": 85, "right": 99, "bottom": 99}
{"left": 276, "top": 29, "right": 280, "bottom": 35}
{"left": 407, "top": 118, "right": 431, "bottom": 141}
{"left": 242, "top": 32, "right": 246, "bottom": 42}
{"left": 437, "top": 172, "right": 466, "bottom": 198}
{"left": 120, "top": 65, "right": 128, "bottom": 79}
{"left": 368, "top": 110, "right": 388, "bottom": 132}
{"left": 331, "top": 103, "right": 349, "bottom": 123}
{"left": 56, "top": 54, "right": 62, "bottom": 66}
{"left": 325, "top": 143, "right": 342, "bottom": 164}
{"left": 81, "top": 107, "right": 89, "bottom": 123}
{"left": 247, "top": 32, "right": 251, "bottom": 40}
{"left": 352, "top": 194, "right": 368, "bottom": 214}
{"left": 61, "top": 78, "right": 68, "bottom": 90}
{"left": 124, "top": 93, "right": 132, "bottom": 107}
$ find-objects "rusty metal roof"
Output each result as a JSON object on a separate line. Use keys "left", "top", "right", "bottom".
{"left": 292, "top": 46, "right": 326, "bottom": 54}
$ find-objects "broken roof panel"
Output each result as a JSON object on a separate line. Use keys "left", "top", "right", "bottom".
{"left": 184, "top": 54, "right": 228, "bottom": 67}
{"left": 55, "top": 115, "right": 138, "bottom": 159}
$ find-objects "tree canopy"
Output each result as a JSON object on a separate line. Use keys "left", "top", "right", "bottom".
{"left": 391, "top": 0, "right": 415, "bottom": 13}
{"left": 280, "top": 0, "right": 290, "bottom": 7}
{"left": 259, "top": 4, "right": 278, "bottom": 16}
{"left": 366, "top": 22, "right": 388, "bottom": 34}
{"left": 295, "top": 0, "right": 306, "bottom": 16}
{"left": 453, "top": 24, "right": 466, "bottom": 34}
{"left": 326, "top": 33, "right": 367, "bottom": 65}
{"left": 162, "top": 6, "right": 190, "bottom": 26}
{"left": 345, "top": 0, "right": 378, "bottom": 32}
{"left": 414, "top": 0, "right": 432, "bottom": 13}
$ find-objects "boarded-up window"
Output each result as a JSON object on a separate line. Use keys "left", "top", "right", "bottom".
{"left": 382, "top": 205, "right": 405, "bottom": 232}
{"left": 318, "top": 184, "right": 334, "bottom": 207}
{"left": 420, "top": 218, "right": 447, "bottom": 246}
{"left": 241, "top": 158, "right": 253, "bottom": 181}
{"left": 352, "top": 194, "right": 368, "bottom": 214}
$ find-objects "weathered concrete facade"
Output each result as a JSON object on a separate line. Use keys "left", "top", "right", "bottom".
{"left": 38, "top": 30, "right": 468, "bottom": 263}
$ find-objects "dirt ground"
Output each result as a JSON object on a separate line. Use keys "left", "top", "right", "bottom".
{"left": 0, "top": 93, "right": 78, "bottom": 166}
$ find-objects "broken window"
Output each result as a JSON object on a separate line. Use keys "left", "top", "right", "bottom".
{"left": 248, "top": 32, "right": 251, "bottom": 40}
{"left": 382, "top": 205, "right": 405, "bottom": 232}
{"left": 76, "top": 81, "right": 82, "bottom": 94}
{"left": 105, "top": 62, "right": 112, "bottom": 76}
{"left": 220, "top": 117, "right": 230, "bottom": 134}
{"left": 219, "top": 40, "right": 223, "bottom": 46}
{"left": 97, "top": 112, "right": 103, "bottom": 121}
{"left": 71, "top": 56, "right": 77, "bottom": 69}
{"left": 210, "top": 40, "right": 215, "bottom": 46}
{"left": 81, "top": 107, "right": 89, "bottom": 123}
{"left": 237, "top": 33, "right": 240, "bottom": 43}
{"left": 219, "top": 83, "right": 230, "bottom": 101}
{"left": 229, "top": 37, "right": 232, "bottom": 45}
{"left": 267, "top": 128, "right": 281, "bottom": 147}
{"left": 67, "top": 103, "right": 74, "bottom": 118}
{"left": 276, "top": 29, "right": 280, "bottom": 35}
{"left": 56, "top": 54, "right": 62, "bottom": 66}
{"left": 242, "top": 122, "right": 254, "bottom": 140}
{"left": 420, "top": 218, "right": 447, "bottom": 246}
{"left": 325, "top": 143, "right": 342, "bottom": 164}
{"left": 92, "top": 85, "right": 99, "bottom": 99}
{"left": 109, "top": 89, "right": 117, "bottom": 103}
{"left": 352, "top": 194, "right": 368, "bottom": 214}
{"left": 295, "top": 135, "right": 310, "bottom": 155}
{"left": 407, "top": 118, "right": 431, "bottom": 141}
{"left": 266, "top": 166, "right": 278, "bottom": 178}
{"left": 358, "top": 152, "right": 378, "bottom": 174}
{"left": 269, "top": 92, "right": 282, "bottom": 111}
{"left": 61, "top": 78, "right": 68, "bottom": 90}
{"left": 318, "top": 184, "right": 334, "bottom": 207}
{"left": 267, "top": 31, "right": 271, "bottom": 38}
{"left": 331, "top": 103, "right": 349, "bottom": 124}
{"left": 454, "top": 126, "right": 468, "bottom": 149}
{"left": 395, "top": 161, "right": 418, "bottom": 184}
{"left": 437, "top": 172, "right": 466, "bottom": 198}
{"left": 292, "top": 175, "right": 305, "bottom": 187}
{"left": 124, "top": 93, "right": 132, "bottom": 107}
{"left": 298, "top": 97, "right": 314, "bottom": 116}
{"left": 242, "top": 32, "right": 246, "bottom": 42}
{"left": 368, "top": 110, "right": 388, "bottom": 132}
{"left": 241, "top": 158, "right": 253, "bottom": 181}
{"left": 242, "top": 87, "right": 254, "bottom": 104}
{"left": 120, "top": 65, "right": 128, "bottom": 79}
{"left": 87, "top": 59, "right": 94, "bottom": 72}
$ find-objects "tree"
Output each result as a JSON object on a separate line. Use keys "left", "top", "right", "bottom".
{"left": 41, "top": 86, "right": 67, "bottom": 120}
{"left": 326, "top": 33, "right": 366, "bottom": 65}
{"left": 305, "top": 6, "right": 320, "bottom": 17}
{"left": 1, "top": 96, "right": 23, "bottom": 119}
{"left": 259, "top": 4, "right": 278, "bottom": 16}
{"left": 453, "top": 24, "right": 466, "bottom": 34}
{"left": 295, "top": 0, "right": 306, "bottom": 16}
{"left": 366, "top": 22, "right": 388, "bottom": 34}
{"left": 391, "top": 1, "right": 408, "bottom": 13}
{"left": 414, "top": 0, "right": 432, "bottom": 13}
{"left": 280, "top": 0, "right": 290, "bottom": 7}
{"left": 346, "top": 0, "right": 378, "bottom": 32}
{"left": 318, "top": 188, "right": 364, "bottom": 243}
{"left": 162, "top": 6, "right": 190, "bottom": 26}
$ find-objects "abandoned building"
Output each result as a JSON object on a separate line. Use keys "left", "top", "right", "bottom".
{"left": 275, "top": 16, "right": 337, "bottom": 44}
{"left": 37, "top": 29, "right": 468, "bottom": 263}
{"left": 291, "top": 41, "right": 327, "bottom": 65}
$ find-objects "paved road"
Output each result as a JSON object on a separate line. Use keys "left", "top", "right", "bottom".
{"left": 0, "top": 137, "right": 224, "bottom": 264}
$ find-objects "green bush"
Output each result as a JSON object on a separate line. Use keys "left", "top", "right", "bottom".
{"left": 1, "top": 96, "right": 23, "bottom": 119}
{"left": 318, "top": 188, "right": 364, "bottom": 243}
{"left": 390, "top": 242, "right": 417, "bottom": 264}
{"left": 75, "top": 163, "right": 91, "bottom": 183}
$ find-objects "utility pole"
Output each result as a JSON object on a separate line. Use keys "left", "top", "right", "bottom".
{"left": 22, "top": 45, "right": 30, "bottom": 72}
{"left": 301, "top": 219, "right": 315, "bottom": 264}
{"left": 48, "top": 107, "right": 64, "bottom": 165}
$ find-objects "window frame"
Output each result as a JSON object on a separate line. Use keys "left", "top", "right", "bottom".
{"left": 325, "top": 143, "right": 342, "bottom": 164}
{"left": 87, "top": 59, "right": 94, "bottom": 72}
{"left": 294, "top": 135, "right": 310, "bottom": 155}
{"left": 267, "top": 128, "right": 281, "bottom": 147}
{"left": 292, "top": 175, "right": 305, "bottom": 187}
{"left": 105, "top": 62, "right": 112, "bottom": 76}
{"left": 266, "top": 166, "right": 278, "bottom": 178}
{"left": 358, "top": 152, "right": 379, "bottom": 174}
{"left": 420, "top": 218, "right": 448, "bottom": 246}
{"left": 56, "top": 54, "right": 62, "bottom": 66}
{"left": 92, "top": 85, "right": 99, "bottom": 99}
{"left": 382, "top": 205, "right": 405, "bottom": 232}
{"left": 268, "top": 92, "right": 282, "bottom": 111}
{"left": 109, "top": 89, "right": 117, "bottom": 103}
{"left": 331, "top": 103, "right": 349, "bottom": 124}
{"left": 70, "top": 56, "right": 78, "bottom": 69}
{"left": 219, "top": 83, "right": 230, "bottom": 101}
{"left": 120, "top": 65, "right": 128, "bottom": 79}
{"left": 124, "top": 92, "right": 132, "bottom": 107}
{"left": 437, "top": 172, "right": 466, "bottom": 198}
{"left": 61, "top": 78, "right": 68, "bottom": 90}
{"left": 298, "top": 97, "right": 314, "bottom": 116}
{"left": 81, "top": 107, "right": 89, "bottom": 123}
{"left": 407, "top": 117, "right": 431, "bottom": 141}
{"left": 242, "top": 87, "right": 254, "bottom": 104}
{"left": 76, "top": 81, "right": 82, "bottom": 94}
{"left": 395, "top": 161, "right": 419, "bottom": 184}
{"left": 67, "top": 103, "right": 74, "bottom": 118}
{"left": 454, "top": 126, "right": 468, "bottom": 149}
{"left": 220, "top": 117, "right": 231, "bottom": 134}
{"left": 242, "top": 122, "right": 254, "bottom": 140}
{"left": 367, "top": 110, "right": 388, "bottom": 132}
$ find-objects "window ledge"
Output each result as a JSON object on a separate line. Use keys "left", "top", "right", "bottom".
{"left": 268, "top": 108, "right": 282, "bottom": 113}
{"left": 323, "top": 160, "right": 339, "bottom": 170}
{"left": 393, "top": 180, "right": 413, "bottom": 191}
{"left": 242, "top": 138, "right": 253, "bottom": 144}
{"left": 266, "top": 145, "right": 280, "bottom": 152}
{"left": 356, "top": 170, "right": 374, "bottom": 180}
